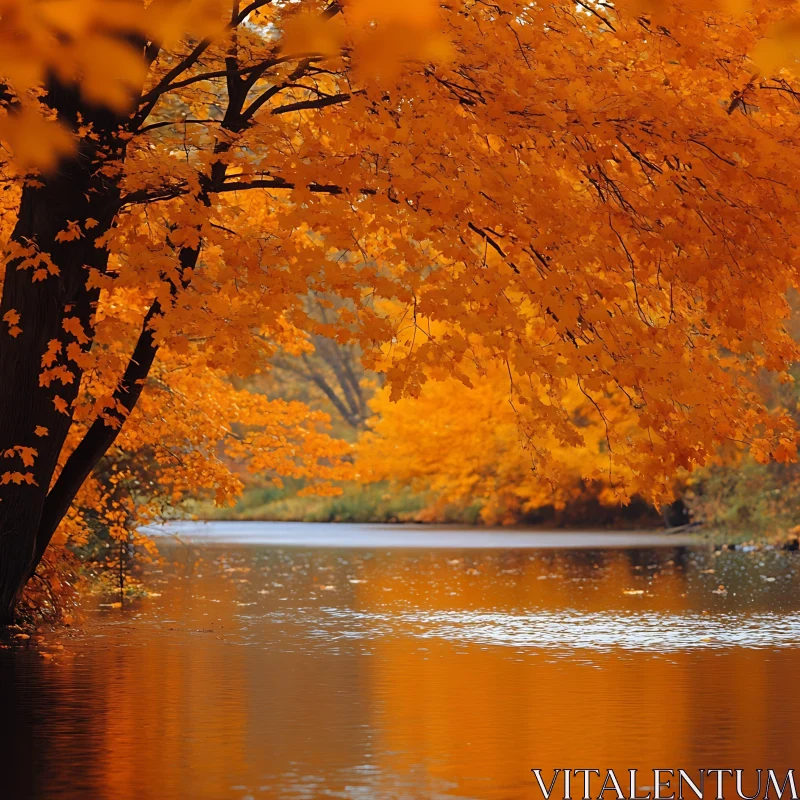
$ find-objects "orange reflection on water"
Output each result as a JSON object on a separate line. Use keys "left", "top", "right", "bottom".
{"left": 352, "top": 549, "right": 800, "bottom": 798}
{"left": 1, "top": 543, "right": 798, "bottom": 800}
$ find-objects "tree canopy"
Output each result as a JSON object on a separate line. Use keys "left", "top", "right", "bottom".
{"left": 2, "top": 0, "right": 800, "bottom": 619}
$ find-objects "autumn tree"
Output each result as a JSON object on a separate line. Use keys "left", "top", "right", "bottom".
{"left": 358, "top": 366, "right": 640, "bottom": 524}
{"left": 3, "top": 0, "right": 800, "bottom": 621}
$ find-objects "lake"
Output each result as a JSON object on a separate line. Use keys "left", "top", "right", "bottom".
{"left": 1, "top": 523, "right": 799, "bottom": 800}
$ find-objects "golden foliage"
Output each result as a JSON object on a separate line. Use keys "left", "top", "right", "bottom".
{"left": 358, "top": 365, "right": 639, "bottom": 524}
{"left": 2, "top": 0, "right": 800, "bottom": 598}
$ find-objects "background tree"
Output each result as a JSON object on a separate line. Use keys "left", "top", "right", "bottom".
{"left": 3, "top": 0, "right": 800, "bottom": 621}
{"left": 266, "top": 297, "right": 374, "bottom": 430}
{"left": 358, "top": 365, "right": 641, "bottom": 525}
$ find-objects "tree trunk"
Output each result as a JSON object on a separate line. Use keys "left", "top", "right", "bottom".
{"left": 0, "top": 499, "right": 44, "bottom": 624}
{"left": 0, "top": 196, "right": 201, "bottom": 622}
{"left": 0, "top": 172, "right": 114, "bottom": 622}
{"left": 0, "top": 86, "right": 126, "bottom": 621}
{"left": 0, "top": 75, "right": 220, "bottom": 622}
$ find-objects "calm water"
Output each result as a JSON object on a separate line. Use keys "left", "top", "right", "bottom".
{"left": 2, "top": 524, "right": 800, "bottom": 800}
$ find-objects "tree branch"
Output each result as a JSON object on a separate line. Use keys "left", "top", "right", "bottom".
{"left": 31, "top": 245, "right": 200, "bottom": 572}
{"left": 272, "top": 92, "right": 351, "bottom": 115}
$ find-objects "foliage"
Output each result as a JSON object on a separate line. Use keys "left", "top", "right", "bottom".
{"left": 683, "top": 459, "right": 800, "bottom": 539}
{"left": 684, "top": 358, "right": 800, "bottom": 539}
{"left": 4, "top": 0, "right": 800, "bottom": 615}
{"left": 358, "top": 365, "right": 643, "bottom": 524}
{"left": 18, "top": 545, "right": 81, "bottom": 625}
{"left": 60, "top": 356, "right": 354, "bottom": 541}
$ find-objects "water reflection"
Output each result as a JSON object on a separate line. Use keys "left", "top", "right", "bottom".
{"left": 1, "top": 536, "right": 799, "bottom": 800}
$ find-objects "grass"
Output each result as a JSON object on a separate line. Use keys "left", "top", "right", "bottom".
{"left": 186, "top": 481, "right": 445, "bottom": 524}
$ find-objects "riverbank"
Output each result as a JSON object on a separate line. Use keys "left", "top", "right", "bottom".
{"left": 186, "top": 482, "right": 664, "bottom": 529}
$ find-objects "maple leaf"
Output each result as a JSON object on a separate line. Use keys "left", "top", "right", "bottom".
{"left": 16, "top": 447, "right": 37, "bottom": 468}
{"left": 54, "top": 221, "right": 83, "bottom": 243}
{"left": 52, "top": 396, "right": 70, "bottom": 415}
{"left": 62, "top": 317, "right": 90, "bottom": 344}
{"left": 3, "top": 309, "right": 22, "bottom": 338}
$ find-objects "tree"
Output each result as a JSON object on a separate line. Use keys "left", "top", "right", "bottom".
{"left": 267, "top": 297, "right": 374, "bottom": 430}
{"left": 2, "top": 0, "right": 800, "bottom": 621}
{"left": 358, "top": 365, "right": 640, "bottom": 524}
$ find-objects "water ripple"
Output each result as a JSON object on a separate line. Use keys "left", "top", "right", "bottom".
{"left": 312, "top": 609, "right": 800, "bottom": 652}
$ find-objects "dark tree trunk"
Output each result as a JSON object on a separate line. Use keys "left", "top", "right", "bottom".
{"left": 0, "top": 56, "right": 231, "bottom": 623}
{"left": 0, "top": 168, "right": 117, "bottom": 622}
{"left": 0, "top": 173, "right": 203, "bottom": 623}
{"left": 0, "top": 177, "right": 115, "bottom": 621}
{"left": 0, "top": 82, "right": 130, "bottom": 622}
